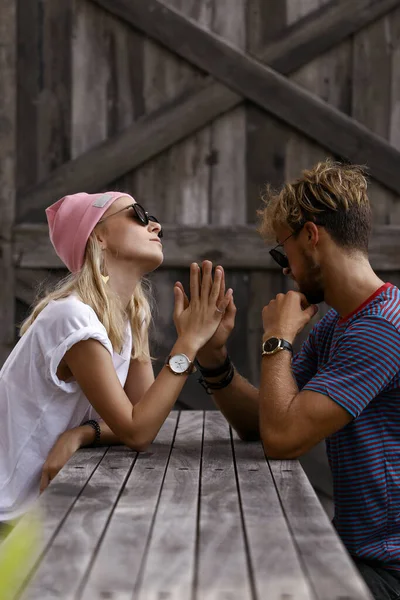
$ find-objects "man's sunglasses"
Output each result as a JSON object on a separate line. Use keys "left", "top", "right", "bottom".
{"left": 99, "top": 203, "right": 163, "bottom": 238}
{"left": 269, "top": 224, "right": 305, "bottom": 269}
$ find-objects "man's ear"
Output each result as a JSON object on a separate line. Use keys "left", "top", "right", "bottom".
{"left": 304, "top": 222, "right": 319, "bottom": 247}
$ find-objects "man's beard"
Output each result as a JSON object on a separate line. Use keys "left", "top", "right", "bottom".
{"left": 296, "top": 253, "right": 325, "bottom": 305}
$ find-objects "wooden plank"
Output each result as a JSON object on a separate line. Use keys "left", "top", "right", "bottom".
{"left": 80, "top": 414, "right": 178, "bottom": 600}
{"left": 19, "top": 0, "right": 400, "bottom": 221}
{"left": 91, "top": 0, "right": 400, "bottom": 197}
{"left": 71, "top": 0, "right": 110, "bottom": 159}
{"left": 22, "top": 446, "right": 136, "bottom": 600}
{"left": 18, "top": 77, "right": 237, "bottom": 222}
{"left": 246, "top": 0, "right": 289, "bottom": 222}
{"left": 136, "top": 411, "right": 203, "bottom": 599}
{"left": 16, "top": 0, "right": 40, "bottom": 192}
{"left": 0, "top": 447, "right": 108, "bottom": 600}
{"left": 224, "top": 271, "right": 252, "bottom": 382}
{"left": 196, "top": 412, "right": 252, "bottom": 599}
{"left": 13, "top": 223, "right": 400, "bottom": 271}
{"left": 16, "top": 0, "right": 72, "bottom": 198}
{"left": 132, "top": 0, "right": 212, "bottom": 229}
{"left": 352, "top": 12, "right": 396, "bottom": 225}
{"left": 269, "top": 460, "right": 373, "bottom": 600}
{"left": 285, "top": 0, "right": 351, "bottom": 184}
{"left": 390, "top": 6, "right": 400, "bottom": 154}
{"left": 231, "top": 432, "right": 313, "bottom": 599}
{"left": 388, "top": 7, "right": 400, "bottom": 225}
{"left": 104, "top": 9, "right": 146, "bottom": 133}
{"left": 262, "top": 0, "right": 400, "bottom": 75}
{"left": 0, "top": 0, "right": 16, "bottom": 365}
{"left": 36, "top": 1, "right": 72, "bottom": 184}
{"left": 71, "top": 1, "right": 144, "bottom": 160}
{"left": 247, "top": 271, "right": 285, "bottom": 386}
{"left": 209, "top": 0, "right": 246, "bottom": 226}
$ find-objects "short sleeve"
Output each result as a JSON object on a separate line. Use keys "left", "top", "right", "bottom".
{"left": 41, "top": 297, "right": 113, "bottom": 393}
{"left": 292, "top": 329, "right": 319, "bottom": 390}
{"left": 303, "top": 316, "right": 400, "bottom": 418}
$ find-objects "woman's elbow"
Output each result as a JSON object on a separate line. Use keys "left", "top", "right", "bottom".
{"left": 125, "top": 433, "right": 154, "bottom": 453}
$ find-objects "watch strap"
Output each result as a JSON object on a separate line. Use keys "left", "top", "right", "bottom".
{"left": 279, "top": 339, "right": 293, "bottom": 354}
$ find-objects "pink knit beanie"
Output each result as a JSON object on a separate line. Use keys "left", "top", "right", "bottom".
{"left": 45, "top": 191, "right": 134, "bottom": 273}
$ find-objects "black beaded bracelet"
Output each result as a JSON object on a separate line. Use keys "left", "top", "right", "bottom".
{"left": 196, "top": 354, "right": 232, "bottom": 378}
{"left": 198, "top": 364, "right": 235, "bottom": 395}
{"left": 82, "top": 419, "right": 101, "bottom": 445}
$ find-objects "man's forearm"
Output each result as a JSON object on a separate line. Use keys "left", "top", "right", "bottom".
{"left": 259, "top": 351, "right": 299, "bottom": 456}
{"left": 210, "top": 372, "right": 260, "bottom": 440}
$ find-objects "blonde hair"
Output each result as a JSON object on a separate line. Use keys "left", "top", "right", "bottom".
{"left": 20, "top": 231, "right": 153, "bottom": 360}
{"left": 258, "top": 159, "right": 371, "bottom": 252}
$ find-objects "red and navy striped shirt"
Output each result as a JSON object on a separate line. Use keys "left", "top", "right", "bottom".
{"left": 292, "top": 282, "right": 400, "bottom": 569}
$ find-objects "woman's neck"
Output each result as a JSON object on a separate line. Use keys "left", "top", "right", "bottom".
{"left": 107, "top": 264, "right": 142, "bottom": 309}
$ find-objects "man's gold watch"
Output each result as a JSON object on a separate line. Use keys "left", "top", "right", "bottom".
{"left": 262, "top": 337, "right": 293, "bottom": 356}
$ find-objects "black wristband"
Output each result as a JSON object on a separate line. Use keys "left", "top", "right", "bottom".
{"left": 198, "top": 364, "right": 235, "bottom": 395}
{"left": 82, "top": 420, "right": 101, "bottom": 445}
{"left": 196, "top": 354, "right": 232, "bottom": 378}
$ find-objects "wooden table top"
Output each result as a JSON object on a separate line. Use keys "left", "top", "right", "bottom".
{"left": 2, "top": 411, "right": 372, "bottom": 600}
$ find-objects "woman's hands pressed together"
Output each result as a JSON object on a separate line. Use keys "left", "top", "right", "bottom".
{"left": 173, "top": 261, "right": 233, "bottom": 354}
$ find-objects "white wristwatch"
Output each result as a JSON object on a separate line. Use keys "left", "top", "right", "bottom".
{"left": 165, "top": 353, "right": 197, "bottom": 375}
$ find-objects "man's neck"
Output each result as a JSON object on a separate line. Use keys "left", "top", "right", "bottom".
{"left": 322, "top": 256, "right": 385, "bottom": 319}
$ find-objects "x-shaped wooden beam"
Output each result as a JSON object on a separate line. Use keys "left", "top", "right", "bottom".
{"left": 19, "top": 0, "right": 400, "bottom": 220}
{"left": 95, "top": 0, "right": 400, "bottom": 190}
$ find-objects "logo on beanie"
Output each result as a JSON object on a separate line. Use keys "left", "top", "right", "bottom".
{"left": 92, "top": 193, "right": 113, "bottom": 208}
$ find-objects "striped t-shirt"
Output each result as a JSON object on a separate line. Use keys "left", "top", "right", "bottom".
{"left": 292, "top": 282, "right": 400, "bottom": 569}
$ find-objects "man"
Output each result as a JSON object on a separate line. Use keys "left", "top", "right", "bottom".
{"left": 188, "top": 160, "right": 400, "bottom": 600}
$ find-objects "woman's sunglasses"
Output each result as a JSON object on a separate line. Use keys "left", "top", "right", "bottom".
{"left": 99, "top": 203, "right": 163, "bottom": 238}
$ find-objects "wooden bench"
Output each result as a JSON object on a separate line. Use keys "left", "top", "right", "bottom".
{"left": 2, "top": 411, "right": 372, "bottom": 599}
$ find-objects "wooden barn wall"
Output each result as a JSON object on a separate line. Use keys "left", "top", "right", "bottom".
{"left": 14, "top": 0, "right": 400, "bottom": 424}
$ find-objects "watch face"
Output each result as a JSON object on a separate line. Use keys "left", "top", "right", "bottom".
{"left": 169, "top": 353, "right": 190, "bottom": 373}
{"left": 263, "top": 337, "right": 280, "bottom": 353}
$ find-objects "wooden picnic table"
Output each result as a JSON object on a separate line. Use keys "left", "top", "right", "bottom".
{"left": 3, "top": 411, "right": 372, "bottom": 600}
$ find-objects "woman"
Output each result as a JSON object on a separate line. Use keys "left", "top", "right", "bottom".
{"left": 0, "top": 191, "right": 232, "bottom": 523}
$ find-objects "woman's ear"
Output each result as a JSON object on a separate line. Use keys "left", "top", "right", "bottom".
{"left": 94, "top": 231, "right": 106, "bottom": 250}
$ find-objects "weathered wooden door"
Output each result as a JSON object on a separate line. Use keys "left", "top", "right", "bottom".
{"left": 3, "top": 0, "right": 400, "bottom": 433}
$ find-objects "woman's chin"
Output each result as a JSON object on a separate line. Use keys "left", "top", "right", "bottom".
{"left": 145, "top": 252, "right": 164, "bottom": 273}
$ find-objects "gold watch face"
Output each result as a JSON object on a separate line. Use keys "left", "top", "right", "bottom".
{"left": 169, "top": 353, "right": 191, "bottom": 374}
{"left": 263, "top": 337, "right": 281, "bottom": 354}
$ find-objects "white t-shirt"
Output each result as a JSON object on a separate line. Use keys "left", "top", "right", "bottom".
{"left": 0, "top": 295, "right": 132, "bottom": 521}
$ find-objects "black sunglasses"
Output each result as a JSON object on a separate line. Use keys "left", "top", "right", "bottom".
{"left": 99, "top": 202, "right": 163, "bottom": 238}
{"left": 269, "top": 224, "right": 305, "bottom": 269}
{"left": 130, "top": 203, "right": 163, "bottom": 239}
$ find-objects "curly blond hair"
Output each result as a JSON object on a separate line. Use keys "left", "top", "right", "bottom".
{"left": 258, "top": 159, "right": 372, "bottom": 253}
